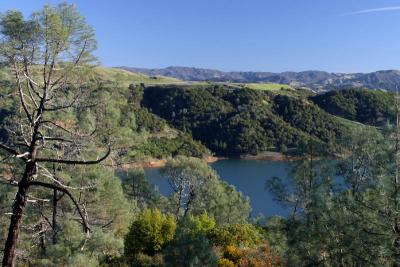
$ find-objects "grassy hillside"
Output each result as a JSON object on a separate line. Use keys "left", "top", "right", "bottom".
{"left": 0, "top": 66, "right": 182, "bottom": 87}
{"left": 93, "top": 67, "right": 182, "bottom": 87}
{"left": 242, "top": 83, "right": 293, "bottom": 91}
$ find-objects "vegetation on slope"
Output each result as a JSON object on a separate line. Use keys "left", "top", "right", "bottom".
{"left": 311, "top": 88, "right": 396, "bottom": 126}
{"left": 242, "top": 82, "right": 293, "bottom": 91}
{"left": 93, "top": 67, "right": 181, "bottom": 87}
{"left": 0, "top": 74, "right": 211, "bottom": 165}
{"left": 141, "top": 84, "right": 350, "bottom": 156}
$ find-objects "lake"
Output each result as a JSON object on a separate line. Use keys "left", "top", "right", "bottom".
{"left": 144, "top": 159, "right": 294, "bottom": 217}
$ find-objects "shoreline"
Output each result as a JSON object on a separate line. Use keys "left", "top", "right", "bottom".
{"left": 118, "top": 151, "right": 298, "bottom": 170}
{"left": 239, "top": 151, "right": 299, "bottom": 161}
{"left": 118, "top": 155, "right": 224, "bottom": 170}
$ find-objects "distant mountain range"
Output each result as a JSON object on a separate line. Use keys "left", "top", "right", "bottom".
{"left": 119, "top": 66, "right": 400, "bottom": 91}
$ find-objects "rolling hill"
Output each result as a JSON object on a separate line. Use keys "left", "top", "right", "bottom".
{"left": 120, "top": 66, "right": 400, "bottom": 92}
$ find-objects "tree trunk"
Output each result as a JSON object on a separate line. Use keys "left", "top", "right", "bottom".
{"left": 2, "top": 183, "right": 29, "bottom": 267}
{"left": 2, "top": 160, "right": 35, "bottom": 267}
{"left": 175, "top": 185, "right": 183, "bottom": 221}
{"left": 39, "top": 221, "right": 46, "bottom": 254}
{"left": 183, "top": 191, "right": 195, "bottom": 218}
{"left": 52, "top": 189, "right": 58, "bottom": 244}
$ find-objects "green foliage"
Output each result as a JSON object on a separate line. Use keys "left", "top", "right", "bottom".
{"left": 164, "top": 233, "right": 217, "bottom": 267}
{"left": 185, "top": 213, "right": 217, "bottom": 237}
{"left": 164, "top": 216, "right": 218, "bottom": 267}
{"left": 18, "top": 165, "right": 135, "bottom": 265}
{"left": 273, "top": 94, "right": 348, "bottom": 153}
{"left": 121, "top": 168, "right": 168, "bottom": 210}
{"left": 99, "top": 82, "right": 211, "bottom": 161}
{"left": 329, "top": 126, "right": 400, "bottom": 265}
{"left": 124, "top": 209, "right": 176, "bottom": 259}
{"left": 311, "top": 88, "right": 396, "bottom": 126}
{"left": 132, "top": 252, "right": 165, "bottom": 267}
{"left": 262, "top": 216, "right": 288, "bottom": 256}
{"left": 33, "top": 220, "right": 124, "bottom": 267}
{"left": 134, "top": 108, "right": 167, "bottom": 133}
{"left": 73, "top": 165, "right": 136, "bottom": 237}
{"left": 195, "top": 179, "right": 251, "bottom": 225}
{"left": 138, "top": 134, "right": 210, "bottom": 159}
{"left": 263, "top": 124, "right": 400, "bottom": 266}
{"left": 212, "top": 223, "right": 261, "bottom": 248}
{"left": 174, "top": 213, "right": 217, "bottom": 242}
{"left": 142, "top": 84, "right": 349, "bottom": 156}
{"left": 265, "top": 151, "right": 336, "bottom": 265}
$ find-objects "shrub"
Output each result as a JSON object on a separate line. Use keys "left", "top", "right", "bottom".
{"left": 223, "top": 245, "right": 243, "bottom": 263}
{"left": 134, "top": 253, "right": 164, "bottom": 267}
{"left": 164, "top": 214, "right": 218, "bottom": 267}
{"left": 238, "top": 243, "right": 283, "bottom": 267}
{"left": 218, "top": 258, "right": 236, "bottom": 267}
{"left": 212, "top": 223, "right": 261, "bottom": 247}
{"left": 124, "top": 209, "right": 176, "bottom": 260}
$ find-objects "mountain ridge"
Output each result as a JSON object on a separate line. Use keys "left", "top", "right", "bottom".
{"left": 119, "top": 66, "right": 400, "bottom": 91}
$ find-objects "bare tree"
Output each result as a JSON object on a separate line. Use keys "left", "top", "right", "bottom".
{"left": 0, "top": 4, "right": 110, "bottom": 266}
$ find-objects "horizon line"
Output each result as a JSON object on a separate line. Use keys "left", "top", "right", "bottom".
{"left": 116, "top": 65, "right": 400, "bottom": 74}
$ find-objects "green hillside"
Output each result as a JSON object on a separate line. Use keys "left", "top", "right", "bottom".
{"left": 94, "top": 67, "right": 182, "bottom": 87}
{"left": 310, "top": 88, "right": 396, "bottom": 126}
{"left": 0, "top": 66, "right": 182, "bottom": 87}
{"left": 140, "top": 83, "right": 351, "bottom": 157}
{"left": 242, "top": 83, "right": 293, "bottom": 91}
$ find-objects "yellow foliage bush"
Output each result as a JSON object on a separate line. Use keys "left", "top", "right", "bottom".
{"left": 224, "top": 245, "right": 243, "bottom": 263}
{"left": 218, "top": 258, "right": 236, "bottom": 267}
{"left": 238, "top": 242, "right": 283, "bottom": 267}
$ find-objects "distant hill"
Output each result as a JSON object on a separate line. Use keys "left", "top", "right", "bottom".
{"left": 93, "top": 67, "right": 181, "bottom": 87}
{"left": 119, "top": 66, "right": 400, "bottom": 92}
{"left": 0, "top": 66, "right": 182, "bottom": 87}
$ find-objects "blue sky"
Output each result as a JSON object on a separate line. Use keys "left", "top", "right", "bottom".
{"left": 1, "top": 0, "right": 400, "bottom": 73}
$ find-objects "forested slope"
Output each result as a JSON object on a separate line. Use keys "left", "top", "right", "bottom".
{"left": 310, "top": 88, "right": 396, "bottom": 126}
{"left": 141, "top": 84, "right": 350, "bottom": 157}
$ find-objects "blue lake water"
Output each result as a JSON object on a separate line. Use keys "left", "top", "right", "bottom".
{"left": 145, "top": 159, "right": 294, "bottom": 217}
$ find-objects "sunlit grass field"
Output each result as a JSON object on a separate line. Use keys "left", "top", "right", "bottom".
{"left": 242, "top": 83, "right": 293, "bottom": 91}
{"left": 94, "top": 67, "right": 182, "bottom": 87}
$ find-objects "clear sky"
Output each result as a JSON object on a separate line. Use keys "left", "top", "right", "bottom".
{"left": 1, "top": 0, "right": 400, "bottom": 73}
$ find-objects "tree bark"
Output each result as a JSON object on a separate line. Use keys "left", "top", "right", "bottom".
{"left": 175, "top": 184, "right": 183, "bottom": 221}
{"left": 52, "top": 189, "right": 58, "bottom": 245}
{"left": 2, "top": 161, "right": 35, "bottom": 267}
{"left": 2, "top": 183, "right": 29, "bottom": 267}
{"left": 39, "top": 222, "right": 46, "bottom": 254}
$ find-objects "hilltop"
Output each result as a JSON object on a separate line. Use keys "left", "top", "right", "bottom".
{"left": 120, "top": 66, "right": 400, "bottom": 92}
{"left": 93, "top": 67, "right": 182, "bottom": 87}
